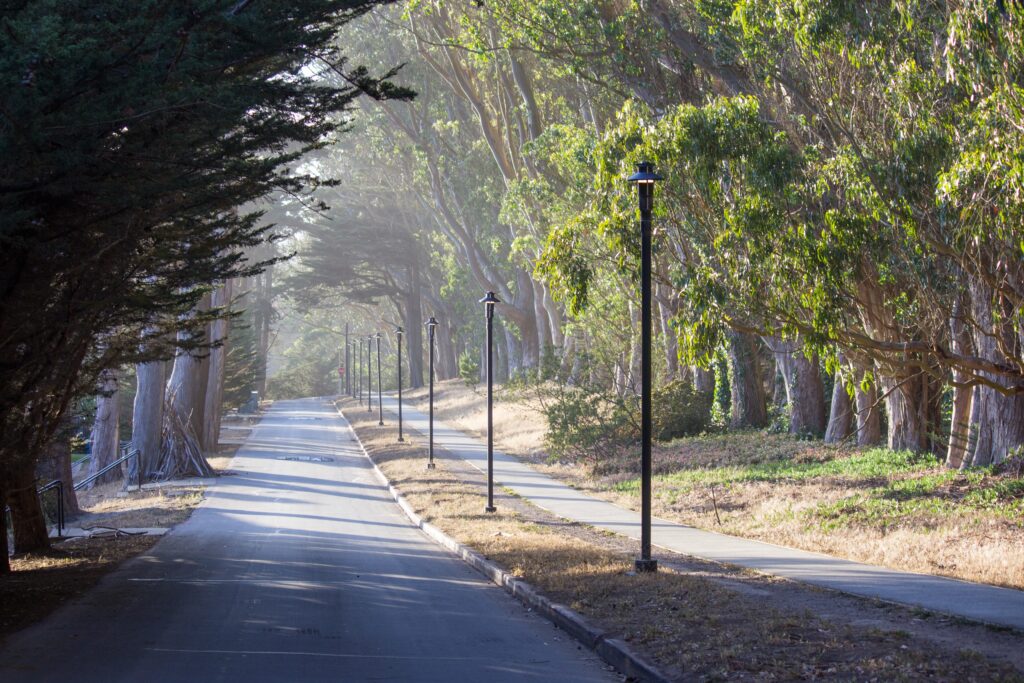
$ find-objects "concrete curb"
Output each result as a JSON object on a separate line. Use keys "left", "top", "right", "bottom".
{"left": 337, "top": 402, "right": 671, "bottom": 683}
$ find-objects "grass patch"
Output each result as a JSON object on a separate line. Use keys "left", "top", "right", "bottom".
{"left": 342, "top": 398, "right": 1023, "bottom": 681}
{"left": 614, "top": 448, "right": 939, "bottom": 494}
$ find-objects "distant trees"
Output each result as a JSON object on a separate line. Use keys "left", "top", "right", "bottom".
{"left": 302, "top": 1, "right": 1024, "bottom": 472}
{"left": 0, "top": 0, "right": 409, "bottom": 572}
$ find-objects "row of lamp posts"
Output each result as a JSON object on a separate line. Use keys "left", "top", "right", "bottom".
{"left": 339, "top": 162, "right": 660, "bottom": 573}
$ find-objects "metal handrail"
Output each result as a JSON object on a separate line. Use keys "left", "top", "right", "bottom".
{"left": 74, "top": 448, "right": 140, "bottom": 492}
{"left": 36, "top": 479, "right": 65, "bottom": 536}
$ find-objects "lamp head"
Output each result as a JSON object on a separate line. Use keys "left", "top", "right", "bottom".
{"left": 627, "top": 161, "right": 663, "bottom": 185}
{"left": 479, "top": 291, "right": 501, "bottom": 308}
{"left": 425, "top": 316, "right": 439, "bottom": 329}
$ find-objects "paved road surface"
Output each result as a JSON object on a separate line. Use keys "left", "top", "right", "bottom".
{"left": 0, "top": 399, "right": 617, "bottom": 683}
{"left": 380, "top": 395, "right": 1024, "bottom": 631}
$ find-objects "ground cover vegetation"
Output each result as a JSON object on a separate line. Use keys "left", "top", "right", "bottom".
{"left": 401, "top": 379, "right": 1024, "bottom": 589}
{"left": 0, "top": 1, "right": 411, "bottom": 573}
{"left": 344, "top": 399, "right": 1024, "bottom": 681}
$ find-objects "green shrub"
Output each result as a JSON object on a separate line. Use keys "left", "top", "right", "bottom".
{"left": 458, "top": 349, "right": 480, "bottom": 387}
{"left": 652, "top": 380, "right": 713, "bottom": 440}
{"left": 543, "top": 386, "right": 632, "bottom": 464}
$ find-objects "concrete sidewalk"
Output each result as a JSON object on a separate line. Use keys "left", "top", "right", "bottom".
{"left": 373, "top": 395, "right": 1024, "bottom": 631}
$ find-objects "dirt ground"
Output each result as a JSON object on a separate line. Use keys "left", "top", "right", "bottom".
{"left": 0, "top": 413, "right": 255, "bottom": 646}
{"left": 342, "top": 398, "right": 1024, "bottom": 681}
{"left": 400, "top": 380, "right": 1024, "bottom": 591}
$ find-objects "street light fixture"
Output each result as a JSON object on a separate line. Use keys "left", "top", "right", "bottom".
{"left": 628, "top": 160, "right": 663, "bottom": 574}
{"left": 367, "top": 335, "right": 374, "bottom": 413}
{"left": 395, "top": 326, "right": 404, "bottom": 442}
{"left": 424, "top": 316, "right": 439, "bottom": 469}
{"left": 479, "top": 291, "right": 500, "bottom": 513}
{"left": 357, "top": 338, "right": 363, "bottom": 402}
{"left": 376, "top": 332, "right": 384, "bottom": 426}
{"left": 345, "top": 323, "right": 351, "bottom": 396}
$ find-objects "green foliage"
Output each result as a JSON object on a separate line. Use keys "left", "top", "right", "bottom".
{"left": 652, "top": 380, "right": 713, "bottom": 441}
{"left": 458, "top": 350, "right": 480, "bottom": 388}
{"left": 223, "top": 306, "right": 260, "bottom": 409}
{"left": 543, "top": 386, "right": 633, "bottom": 465}
{"left": 616, "top": 448, "right": 939, "bottom": 494}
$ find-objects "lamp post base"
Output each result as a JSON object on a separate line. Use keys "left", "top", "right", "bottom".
{"left": 484, "top": 506, "right": 497, "bottom": 513}
{"left": 398, "top": 436, "right": 405, "bottom": 442}
{"left": 378, "top": 420, "right": 384, "bottom": 426}
{"left": 634, "top": 558, "right": 658, "bottom": 573}
{"left": 426, "top": 462, "right": 436, "bottom": 470}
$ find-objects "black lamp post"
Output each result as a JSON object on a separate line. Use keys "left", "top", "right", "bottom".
{"left": 628, "top": 160, "right": 663, "bottom": 573}
{"left": 345, "top": 323, "right": 351, "bottom": 396}
{"left": 367, "top": 335, "right": 374, "bottom": 413}
{"left": 425, "top": 316, "right": 438, "bottom": 469}
{"left": 357, "top": 338, "right": 363, "bottom": 402}
{"left": 376, "top": 332, "right": 384, "bottom": 426}
{"left": 480, "top": 291, "right": 500, "bottom": 513}
{"left": 395, "top": 326, "right": 404, "bottom": 442}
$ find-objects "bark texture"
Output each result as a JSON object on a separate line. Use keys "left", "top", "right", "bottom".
{"left": 201, "top": 280, "right": 233, "bottom": 453}
{"left": 9, "top": 459, "right": 49, "bottom": 553}
{"left": 824, "top": 369, "right": 854, "bottom": 444}
{"left": 87, "top": 368, "right": 121, "bottom": 487}
{"left": 727, "top": 331, "right": 768, "bottom": 428}
{"left": 131, "top": 358, "right": 166, "bottom": 481}
{"left": 766, "top": 337, "right": 826, "bottom": 436}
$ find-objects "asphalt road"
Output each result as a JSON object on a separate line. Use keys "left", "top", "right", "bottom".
{"left": 0, "top": 398, "right": 617, "bottom": 683}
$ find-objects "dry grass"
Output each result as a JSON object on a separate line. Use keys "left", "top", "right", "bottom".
{"left": 1, "top": 536, "right": 160, "bottom": 646}
{"left": 343, "top": 399, "right": 1023, "bottom": 682}
{"left": 402, "top": 379, "right": 548, "bottom": 457}
{"left": 404, "top": 381, "right": 1024, "bottom": 591}
{"left": 75, "top": 480, "right": 203, "bottom": 530}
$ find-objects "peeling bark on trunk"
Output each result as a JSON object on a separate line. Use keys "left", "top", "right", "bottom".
{"left": 824, "top": 362, "right": 854, "bottom": 444}
{"left": 161, "top": 329, "right": 213, "bottom": 479}
{"left": 963, "top": 279, "right": 1024, "bottom": 466}
{"left": 765, "top": 337, "right": 826, "bottom": 436}
{"left": 854, "top": 378, "right": 882, "bottom": 446}
{"left": 132, "top": 358, "right": 166, "bottom": 481}
{"left": 881, "top": 374, "right": 926, "bottom": 452}
{"left": 10, "top": 459, "right": 48, "bottom": 553}
{"left": 87, "top": 368, "right": 121, "bottom": 487}
{"left": 727, "top": 331, "right": 768, "bottom": 429}
{"left": 946, "top": 304, "right": 973, "bottom": 469}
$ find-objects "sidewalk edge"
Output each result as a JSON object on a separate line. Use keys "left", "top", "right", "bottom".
{"left": 338, "top": 403, "right": 672, "bottom": 683}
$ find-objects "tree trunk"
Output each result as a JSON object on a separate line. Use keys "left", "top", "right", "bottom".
{"left": 854, "top": 375, "right": 882, "bottom": 446}
{"left": 765, "top": 337, "right": 826, "bottom": 436}
{"left": 254, "top": 267, "right": 273, "bottom": 398}
{"left": 946, "top": 304, "right": 973, "bottom": 468}
{"left": 161, "top": 328, "right": 214, "bottom": 479}
{"left": 9, "top": 459, "right": 49, "bottom": 553}
{"left": 962, "top": 279, "right": 1024, "bottom": 466}
{"left": 533, "top": 279, "right": 551, "bottom": 378}
{"left": 692, "top": 366, "right": 714, "bottom": 394}
{"left": 202, "top": 281, "right": 233, "bottom": 454}
{"left": 132, "top": 357, "right": 166, "bottom": 482}
{"left": 403, "top": 269, "right": 424, "bottom": 388}
{"left": 824, "top": 365, "right": 854, "bottom": 444}
{"left": 658, "top": 283, "right": 680, "bottom": 380}
{"left": 38, "top": 413, "right": 81, "bottom": 516}
{"left": 87, "top": 368, "right": 121, "bottom": 487}
{"left": 727, "top": 331, "right": 767, "bottom": 428}
{"left": 543, "top": 285, "right": 564, "bottom": 349}
{"left": 0, "top": 481, "right": 9, "bottom": 573}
